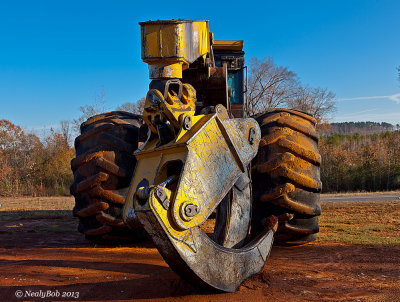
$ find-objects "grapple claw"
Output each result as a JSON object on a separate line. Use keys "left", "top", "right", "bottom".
{"left": 137, "top": 197, "right": 274, "bottom": 292}
{"left": 122, "top": 93, "right": 272, "bottom": 291}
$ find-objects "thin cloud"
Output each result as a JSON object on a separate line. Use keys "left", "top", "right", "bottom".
{"left": 388, "top": 93, "right": 400, "bottom": 103}
{"left": 338, "top": 93, "right": 400, "bottom": 104}
{"left": 339, "top": 108, "right": 377, "bottom": 118}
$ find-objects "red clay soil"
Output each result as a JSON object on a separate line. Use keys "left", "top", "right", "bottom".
{"left": 0, "top": 201, "right": 399, "bottom": 301}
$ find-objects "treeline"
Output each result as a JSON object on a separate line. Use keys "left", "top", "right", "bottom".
{"left": 320, "top": 131, "right": 400, "bottom": 193}
{"left": 0, "top": 120, "right": 74, "bottom": 196}
{"left": 1, "top": 117, "right": 400, "bottom": 196}
{"left": 321, "top": 121, "right": 399, "bottom": 135}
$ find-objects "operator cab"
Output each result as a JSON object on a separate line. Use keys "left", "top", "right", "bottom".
{"left": 213, "top": 40, "right": 247, "bottom": 117}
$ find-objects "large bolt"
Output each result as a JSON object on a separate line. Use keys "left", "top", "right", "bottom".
{"left": 182, "top": 115, "right": 192, "bottom": 131}
{"left": 148, "top": 91, "right": 161, "bottom": 107}
{"left": 184, "top": 203, "right": 198, "bottom": 217}
{"left": 155, "top": 187, "right": 170, "bottom": 210}
{"left": 155, "top": 187, "right": 166, "bottom": 201}
{"left": 249, "top": 127, "right": 256, "bottom": 145}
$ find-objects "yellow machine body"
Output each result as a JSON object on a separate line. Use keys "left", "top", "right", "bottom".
{"left": 121, "top": 19, "right": 276, "bottom": 292}
{"left": 140, "top": 20, "right": 211, "bottom": 79}
{"left": 212, "top": 40, "right": 243, "bottom": 51}
{"left": 123, "top": 93, "right": 260, "bottom": 236}
{"left": 121, "top": 77, "right": 268, "bottom": 292}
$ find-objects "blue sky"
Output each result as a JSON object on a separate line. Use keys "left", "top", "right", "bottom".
{"left": 0, "top": 0, "right": 399, "bottom": 134}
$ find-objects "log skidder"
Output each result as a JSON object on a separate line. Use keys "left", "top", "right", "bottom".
{"left": 252, "top": 108, "right": 322, "bottom": 244}
{"left": 68, "top": 19, "right": 324, "bottom": 292}
{"left": 70, "top": 111, "right": 146, "bottom": 241}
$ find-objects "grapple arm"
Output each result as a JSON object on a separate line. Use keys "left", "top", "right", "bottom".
{"left": 122, "top": 83, "right": 275, "bottom": 291}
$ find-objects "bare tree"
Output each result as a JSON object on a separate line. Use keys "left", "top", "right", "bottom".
{"left": 99, "top": 85, "right": 105, "bottom": 113}
{"left": 117, "top": 97, "right": 146, "bottom": 115}
{"left": 247, "top": 56, "right": 336, "bottom": 122}
{"left": 73, "top": 88, "right": 107, "bottom": 132}
{"left": 60, "top": 120, "right": 72, "bottom": 147}
{"left": 247, "top": 57, "right": 298, "bottom": 116}
{"left": 286, "top": 86, "right": 336, "bottom": 122}
{"left": 72, "top": 104, "right": 102, "bottom": 133}
{"left": 398, "top": 66, "right": 400, "bottom": 83}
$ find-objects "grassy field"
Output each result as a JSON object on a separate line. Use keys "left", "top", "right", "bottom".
{"left": 318, "top": 200, "right": 400, "bottom": 246}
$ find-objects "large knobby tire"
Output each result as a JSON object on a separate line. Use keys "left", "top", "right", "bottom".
{"left": 251, "top": 108, "right": 322, "bottom": 244}
{"left": 70, "top": 111, "right": 146, "bottom": 242}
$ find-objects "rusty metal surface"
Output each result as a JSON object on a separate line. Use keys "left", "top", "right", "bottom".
{"left": 183, "top": 66, "right": 229, "bottom": 110}
{"left": 214, "top": 171, "right": 252, "bottom": 248}
{"left": 131, "top": 171, "right": 275, "bottom": 292}
{"left": 137, "top": 202, "right": 275, "bottom": 292}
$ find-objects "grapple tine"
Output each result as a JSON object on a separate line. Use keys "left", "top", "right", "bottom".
{"left": 137, "top": 204, "right": 275, "bottom": 292}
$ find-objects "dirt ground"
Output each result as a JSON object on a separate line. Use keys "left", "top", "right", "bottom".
{"left": 0, "top": 197, "right": 399, "bottom": 301}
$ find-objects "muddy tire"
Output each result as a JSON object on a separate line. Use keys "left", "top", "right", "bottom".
{"left": 252, "top": 108, "right": 322, "bottom": 244}
{"left": 70, "top": 111, "right": 146, "bottom": 242}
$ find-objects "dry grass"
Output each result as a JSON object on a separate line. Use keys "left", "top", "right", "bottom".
{"left": 317, "top": 201, "right": 400, "bottom": 246}
{"left": 322, "top": 190, "right": 400, "bottom": 197}
{"left": 0, "top": 196, "right": 74, "bottom": 211}
{"left": 1, "top": 197, "right": 399, "bottom": 247}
